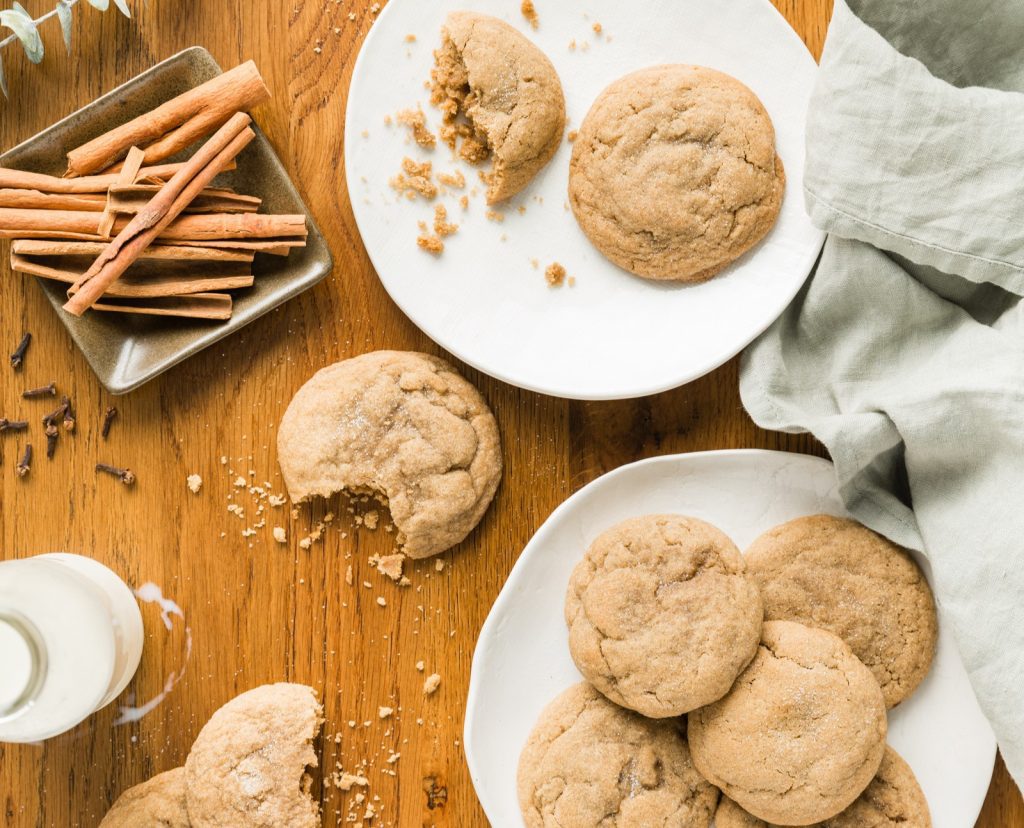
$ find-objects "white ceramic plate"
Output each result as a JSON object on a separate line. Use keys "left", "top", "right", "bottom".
{"left": 465, "top": 450, "right": 996, "bottom": 827}
{"left": 345, "top": 0, "right": 826, "bottom": 400}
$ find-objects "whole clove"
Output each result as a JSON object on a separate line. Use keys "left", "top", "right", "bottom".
{"left": 0, "top": 418, "right": 29, "bottom": 432}
{"left": 9, "top": 333, "right": 30, "bottom": 370}
{"left": 16, "top": 444, "right": 32, "bottom": 477}
{"left": 45, "top": 422, "right": 58, "bottom": 459}
{"left": 42, "top": 403, "right": 65, "bottom": 427}
{"left": 61, "top": 396, "right": 76, "bottom": 432}
{"left": 101, "top": 406, "right": 118, "bottom": 439}
{"left": 23, "top": 382, "right": 56, "bottom": 399}
{"left": 96, "top": 463, "right": 135, "bottom": 486}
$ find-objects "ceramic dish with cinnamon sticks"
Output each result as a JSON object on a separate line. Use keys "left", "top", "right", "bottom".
{"left": 0, "top": 46, "right": 331, "bottom": 394}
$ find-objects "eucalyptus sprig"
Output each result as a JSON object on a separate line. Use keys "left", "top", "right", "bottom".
{"left": 0, "top": 0, "right": 130, "bottom": 98}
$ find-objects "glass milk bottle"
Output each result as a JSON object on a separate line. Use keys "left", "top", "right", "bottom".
{"left": 0, "top": 553, "right": 144, "bottom": 742}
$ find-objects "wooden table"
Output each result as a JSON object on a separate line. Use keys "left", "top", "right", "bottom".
{"left": 0, "top": 1, "right": 1020, "bottom": 825}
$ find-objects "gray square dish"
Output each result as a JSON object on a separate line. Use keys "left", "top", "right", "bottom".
{"left": 0, "top": 46, "right": 332, "bottom": 394}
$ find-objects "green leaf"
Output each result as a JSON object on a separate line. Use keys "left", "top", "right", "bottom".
{"left": 56, "top": 0, "right": 73, "bottom": 53}
{"left": 85, "top": 0, "right": 110, "bottom": 10}
{"left": 0, "top": 53, "right": 8, "bottom": 99}
{"left": 113, "top": 0, "right": 130, "bottom": 17}
{"left": 0, "top": 8, "right": 44, "bottom": 64}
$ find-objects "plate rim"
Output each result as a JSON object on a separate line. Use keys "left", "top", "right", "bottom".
{"left": 344, "top": 0, "right": 826, "bottom": 400}
{"left": 463, "top": 447, "right": 997, "bottom": 826}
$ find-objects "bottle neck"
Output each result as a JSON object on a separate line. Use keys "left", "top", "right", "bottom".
{"left": 0, "top": 611, "right": 47, "bottom": 721}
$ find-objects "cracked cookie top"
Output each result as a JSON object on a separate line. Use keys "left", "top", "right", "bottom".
{"left": 517, "top": 682, "right": 718, "bottom": 828}
{"left": 714, "top": 745, "right": 931, "bottom": 828}
{"left": 431, "top": 11, "right": 566, "bottom": 204}
{"left": 184, "top": 684, "right": 323, "bottom": 828}
{"left": 565, "top": 514, "right": 763, "bottom": 717}
{"left": 100, "top": 768, "right": 190, "bottom": 828}
{"left": 277, "top": 351, "right": 502, "bottom": 559}
{"left": 688, "top": 621, "right": 887, "bottom": 826}
{"left": 569, "top": 64, "right": 784, "bottom": 282}
{"left": 744, "top": 515, "right": 938, "bottom": 709}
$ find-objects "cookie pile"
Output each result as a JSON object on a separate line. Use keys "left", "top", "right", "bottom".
{"left": 100, "top": 683, "right": 323, "bottom": 827}
{"left": 518, "top": 514, "right": 937, "bottom": 827}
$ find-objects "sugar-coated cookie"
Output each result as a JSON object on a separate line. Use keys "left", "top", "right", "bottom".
{"left": 565, "top": 514, "right": 762, "bottom": 717}
{"left": 278, "top": 351, "right": 502, "bottom": 559}
{"left": 518, "top": 682, "right": 718, "bottom": 828}
{"left": 184, "top": 683, "right": 322, "bottom": 828}
{"left": 688, "top": 621, "right": 887, "bottom": 826}
{"left": 714, "top": 746, "right": 931, "bottom": 828}
{"left": 99, "top": 768, "right": 190, "bottom": 828}
{"left": 569, "top": 65, "right": 784, "bottom": 282}
{"left": 744, "top": 515, "right": 937, "bottom": 708}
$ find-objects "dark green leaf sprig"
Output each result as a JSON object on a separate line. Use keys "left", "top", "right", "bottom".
{"left": 0, "top": 0, "right": 131, "bottom": 98}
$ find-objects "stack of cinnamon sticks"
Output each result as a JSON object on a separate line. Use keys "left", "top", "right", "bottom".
{"left": 1, "top": 61, "right": 308, "bottom": 321}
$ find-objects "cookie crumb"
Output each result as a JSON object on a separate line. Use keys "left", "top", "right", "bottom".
{"left": 436, "top": 170, "right": 466, "bottom": 189}
{"left": 417, "top": 235, "right": 444, "bottom": 255}
{"left": 345, "top": 565, "right": 354, "bottom": 586}
{"left": 390, "top": 157, "right": 438, "bottom": 200}
{"left": 396, "top": 106, "right": 437, "bottom": 148}
{"left": 268, "top": 494, "right": 287, "bottom": 507}
{"left": 378, "top": 706, "right": 394, "bottom": 719}
{"left": 404, "top": 33, "right": 416, "bottom": 42}
{"left": 520, "top": 0, "right": 539, "bottom": 29}
{"left": 459, "top": 195, "right": 470, "bottom": 210}
{"left": 186, "top": 474, "right": 203, "bottom": 494}
{"left": 376, "top": 596, "right": 387, "bottom": 607}
{"left": 592, "top": 22, "right": 602, "bottom": 34}
{"left": 433, "top": 204, "right": 459, "bottom": 237}
{"left": 233, "top": 475, "right": 247, "bottom": 488}
{"left": 485, "top": 210, "right": 505, "bottom": 223}
{"left": 415, "top": 660, "right": 425, "bottom": 672}
{"left": 423, "top": 673, "right": 442, "bottom": 695}
{"left": 375, "top": 553, "right": 405, "bottom": 582}
{"left": 567, "top": 130, "right": 578, "bottom": 143}
{"left": 434, "top": 559, "right": 445, "bottom": 572}
{"left": 272, "top": 526, "right": 287, "bottom": 544}
{"left": 545, "top": 262, "right": 567, "bottom": 287}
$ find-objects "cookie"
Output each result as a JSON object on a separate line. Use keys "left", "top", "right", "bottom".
{"left": 431, "top": 11, "right": 566, "bottom": 203}
{"left": 278, "top": 351, "right": 502, "bottom": 559}
{"left": 744, "top": 515, "right": 938, "bottom": 708}
{"left": 714, "top": 746, "right": 931, "bottom": 828}
{"left": 569, "top": 65, "right": 784, "bottom": 282}
{"left": 688, "top": 621, "right": 887, "bottom": 826}
{"left": 100, "top": 767, "right": 190, "bottom": 828}
{"left": 565, "top": 514, "right": 762, "bottom": 717}
{"left": 517, "top": 682, "right": 718, "bottom": 828}
{"left": 184, "top": 683, "right": 323, "bottom": 828}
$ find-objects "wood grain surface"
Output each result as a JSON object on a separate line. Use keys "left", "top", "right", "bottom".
{"left": 0, "top": 0, "right": 1020, "bottom": 826}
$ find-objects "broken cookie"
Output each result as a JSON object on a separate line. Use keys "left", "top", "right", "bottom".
{"left": 277, "top": 351, "right": 502, "bottom": 558}
{"left": 431, "top": 11, "right": 565, "bottom": 204}
{"left": 184, "top": 683, "right": 323, "bottom": 828}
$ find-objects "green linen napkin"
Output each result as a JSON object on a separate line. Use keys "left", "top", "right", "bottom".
{"left": 740, "top": 0, "right": 1024, "bottom": 786}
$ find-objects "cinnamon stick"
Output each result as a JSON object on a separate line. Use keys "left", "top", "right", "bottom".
{"left": 97, "top": 147, "right": 145, "bottom": 238}
{"left": 107, "top": 185, "right": 260, "bottom": 214}
{"left": 0, "top": 190, "right": 105, "bottom": 211}
{"left": 64, "top": 113, "right": 256, "bottom": 316}
{"left": 91, "top": 293, "right": 233, "bottom": 321}
{"left": 65, "top": 62, "right": 270, "bottom": 178}
{"left": 12, "top": 239, "right": 254, "bottom": 263}
{"left": 0, "top": 210, "right": 307, "bottom": 241}
{"left": 0, "top": 161, "right": 236, "bottom": 194}
{"left": 12, "top": 253, "right": 254, "bottom": 298}
{"left": 177, "top": 240, "right": 297, "bottom": 256}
